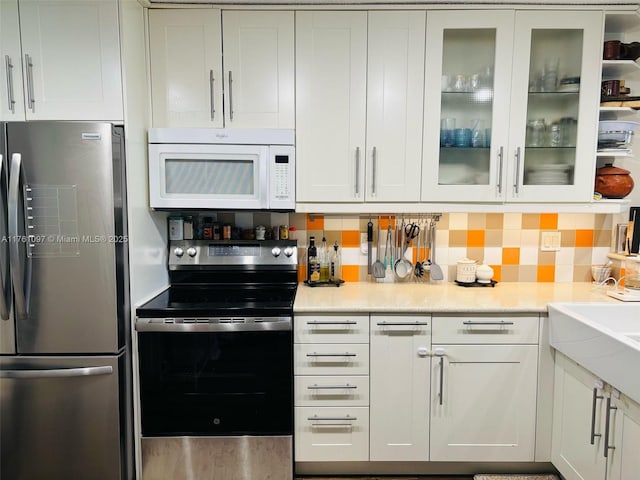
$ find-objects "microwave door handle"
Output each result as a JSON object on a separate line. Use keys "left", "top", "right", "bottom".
{"left": 8, "top": 153, "right": 31, "bottom": 321}
{"left": 0, "top": 154, "right": 9, "bottom": 320}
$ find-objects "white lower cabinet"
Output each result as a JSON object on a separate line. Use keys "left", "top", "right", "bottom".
{"left": 552, "top": 352, "right": 640, "bottom": 480}
{"left": 429, "top": 314, "right": 539, "bottom": 461}
{"left": 294, "top": 313, "right": 369, "bottom": 462}
{"left": 369, "top": 315, "right": 431, "bottom": 461}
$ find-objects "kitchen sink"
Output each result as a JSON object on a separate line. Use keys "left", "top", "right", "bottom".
{"left": 548, "top": 302, "right": 640, "bottom": 403}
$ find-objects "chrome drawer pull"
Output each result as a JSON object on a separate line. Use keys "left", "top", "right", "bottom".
{"left": 307, "top": 384, "right": 357, "bottom": 390}
{"left": 307, "top": 320, "right": 357, "bottom": 326}
{"left": 306, "top": 352, "right": 356, "bottom": 357}
{"left": 308, "top": 414, "right": 357, "bottom": 427}
{"left": 462, "top": 321, "right": 515, "bottom": 326}
{"left": 377, "top": 321, "right": 429, "bottom": 326}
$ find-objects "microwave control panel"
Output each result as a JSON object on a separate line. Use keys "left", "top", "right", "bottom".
{"left": 269, "top": 146, "right": 295, "bottom": 209}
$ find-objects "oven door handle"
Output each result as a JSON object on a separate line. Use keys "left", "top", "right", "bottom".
{"left": 135, "top": 317, "right": 292, "bottom": 332}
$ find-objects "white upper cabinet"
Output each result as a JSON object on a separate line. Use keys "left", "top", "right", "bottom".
{"left": 296, "top": 11, "right": 425, "bottom": 203}
{"left": 422, "top": 10, "right": 602, "bottom": 203}
{"left": 222, "top": 11, "right": 294, "bottom": 128}
{"left": 1, "top": 0, "right": 25, "bottom": 119}
{"left": 148, "top": 9, "right": 223, "bottom": 128}
{"left": 296, "top": 11, "right": 368, "bottom": 203}
{"left": 1, "top": 0, "right": 123, "bottom": 121}
{"left": 148, "top": 9, "right": 294, "bottom": 129}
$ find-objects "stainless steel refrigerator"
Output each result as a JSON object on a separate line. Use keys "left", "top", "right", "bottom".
{"left": 0, "top": 122, "right": 133, "bottom": 480}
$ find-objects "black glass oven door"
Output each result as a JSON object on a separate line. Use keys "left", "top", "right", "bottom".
{"left": 138, "top": 331, "right": 293, "bottom": 436}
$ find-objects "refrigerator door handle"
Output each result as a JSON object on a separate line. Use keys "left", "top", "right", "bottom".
{"left": 0, "top": 365, "right": 113, "bottom": 379}
{"left": 8, "top": 153, "right": 31, "bottom": 320}
{"left": 0, "top": 154, "right": 9, "bottom": 320}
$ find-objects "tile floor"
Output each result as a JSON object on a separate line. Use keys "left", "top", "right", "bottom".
{"left": 297, "top": 477, "right": 473, "bottom": 479}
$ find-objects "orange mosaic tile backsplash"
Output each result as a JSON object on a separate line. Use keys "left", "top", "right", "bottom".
{"left": 289, "top": 212, "right": 614, "bottom": 283}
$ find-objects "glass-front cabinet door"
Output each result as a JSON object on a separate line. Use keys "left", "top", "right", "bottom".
{"left": 507, "top": 10, "right": 602, "bottom": 203}
{"left": 423, "top": 10, "right": 602, "bottom": 203}
{"left": 423, "top": 11, "right": 515, "bottom": 202}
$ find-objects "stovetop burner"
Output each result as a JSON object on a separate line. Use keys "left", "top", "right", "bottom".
{"left": 136, "top": 240, "right": 299, "bottom": 320}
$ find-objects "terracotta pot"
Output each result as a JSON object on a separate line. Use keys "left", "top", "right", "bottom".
{"left": 595, "top": 164, "right": 635, "bottom": 199}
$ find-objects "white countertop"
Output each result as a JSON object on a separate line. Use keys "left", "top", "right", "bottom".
{"left": 294, "top": 281, "right": 619, "bottom": 313}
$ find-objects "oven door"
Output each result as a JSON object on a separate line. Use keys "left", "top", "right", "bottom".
{"left": 148, "top": 143, "right": 269, "bottom": 210}
{"left": 138, "top": 329, "right": 292, "bottom": 436}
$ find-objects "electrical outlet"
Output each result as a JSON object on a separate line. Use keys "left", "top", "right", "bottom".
{"left": 541, "top": 231, "right": 561, "bottom": 251}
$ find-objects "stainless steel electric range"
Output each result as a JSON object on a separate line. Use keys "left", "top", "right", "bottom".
{"left": 135, "top": 239, "right": 298, "bottom": 480}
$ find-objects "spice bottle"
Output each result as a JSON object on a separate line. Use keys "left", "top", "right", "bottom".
{"left": 307, "top": 236, "right": 320, "bottom": 283}
{"left": 329, "top": 241, "right": 341, "bottom": 282}
{"left": 319, "top": 235, "right": 329, "bottom": 282}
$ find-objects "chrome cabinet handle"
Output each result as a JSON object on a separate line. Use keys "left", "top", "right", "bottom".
{"left": 496, "top": 146, "right": 504, "bottom": 195}
{"left": 228, "top": 71, "right": 234, "bottom": 121}
{"left": 307, "top": 384, "right": 357, "bottom": 390}
{"left": 354, "top": 147, "right": 361, "bottom": 196}
{"left": 371, "top": 146, "right": 377, "bottom": 196}
{"left": 603, "top": 396, "right": 617, "bottom": 458}
{"left": 438, "top": 356, "right": 444, "bottom": 405}
{"left": 308, "top": 415, "right": 357, "bottom": 421}
{"left": 209, "top": 70, "right": 215, "bottom": 121}
{"left": 0, "top": 154, "right": 9, "bottom": 321}
{"left": 513, "top": 146, "right": 521, "bottom": 195}
{"left": 307, "top": 320, "right": 357, "bottom": 326}
{"left": 308, "top": 414, "right": 357, "bottom": 426}
{"left": 462, "top": 321, "right": 514, "bottom": 326}
{"left": 306, "top": 352, "right": 356, "bottom": 357}
{"left": 590, "top": 386, "right": 604, "bottom": 444}
{"left": 25, "top": 54, "right": 35, "bottom": 112}
{"left": 377, "top": 321, "right": 429, "bottom": 327}
{"left": 4, "top": 55, "right": 16, "bottom": 113}
{"left": 0, "top": 365, "right": 113, "bottom": 379}
{"left": 8, "top": 153, "right": 30, "bottom": 321}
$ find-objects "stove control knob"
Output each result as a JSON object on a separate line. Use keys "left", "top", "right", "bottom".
{"left": 271, "top": 247, "right": 281, "bottom": 257}
{"left": 187, "top": 247, "right": 197, "bottom": 257}
{"left": 174, "top": 247, "right": 184, "bottom": 258}
{"left": 284, "top": 246, "right": 294, "bottom": 258}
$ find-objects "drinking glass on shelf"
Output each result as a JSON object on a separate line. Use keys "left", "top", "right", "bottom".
{"left": 452, "top": 74, "right": 467, "bottom": 92}
{"left": 440, "top": 118, "right": 456, "bottom": 147}
{"left": 542, "top": 58, "right": 559, "bottom": 92}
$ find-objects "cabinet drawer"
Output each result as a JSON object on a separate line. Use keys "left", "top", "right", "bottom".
{"left": 295, "top": 314, "right": 369, "bottom": 344}
{"left": 295, "top": 406, "right": 369, "bottom": 462}
{"left": 295, "top": 344, "right": 369, "bottom": 376}
{"left": 432, "top": 314, "right": 539, "bottom": 344}
{"left": 295, "top": 375, "right": 369, "bottom": 407}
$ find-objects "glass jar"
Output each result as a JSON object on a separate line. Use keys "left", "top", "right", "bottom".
{"left": 625, "top": 256, "right": 640, "bottom": 291}
{"left": 526, "top": 119, "right": 547, "bottom": 147}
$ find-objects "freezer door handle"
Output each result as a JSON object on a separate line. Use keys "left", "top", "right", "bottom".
{"left": 8, "top": 153, "right": 31, "bottom": 320}
{"left": 0, "top": 154, "right": 9, "bottom": 320}
{"left": 0, "top": 365, "right": 113, "bottom": 379}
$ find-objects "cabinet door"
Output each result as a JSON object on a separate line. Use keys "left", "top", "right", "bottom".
{"left": 149, "top": 9, "right": 223, "bottom": 128}
{"left": 222, "top": 11, "right": 294, "bottom": 129}
{"left": 0, "top": 0, "right": 25, "bottom": 120}
{"left": 422, "top": 10, "right": 515, "bottom": 202}
{"left": 365, "top": 11, "right": 425, "bottom": 202}
{"left": 370, "top": 315, "right": 430, "bottom": 461}
{"left": 551, "top": 353, "right": 607, "bottom": 480}
{"left": 18, "top": 0, "right": 123, "bottom": 121}
{"left": 296, "top": 11, "right": 367, "bottom": 202}
{"left": 507, "top": 10, "right": 602, "bottom": 202}
{"left": 430, "top": 344, "right": 538, "bottom": 461}
{"left": 608, "top": 393, "right": 640, "bottom": 480}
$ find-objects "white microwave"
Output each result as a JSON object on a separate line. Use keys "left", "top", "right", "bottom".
{"left": 148, "top": 128, "right": 295, "bottom": 210}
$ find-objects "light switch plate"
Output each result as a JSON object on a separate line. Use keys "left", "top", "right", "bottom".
{"left": 541, "top": 231, "right": 561, "bottom": 251}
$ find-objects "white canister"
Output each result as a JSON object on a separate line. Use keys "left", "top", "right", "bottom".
{"left": 475, "top": 264, "right": 494, "bottom": 284}
{"left": 456, "top": 258, "right": 477, "bottom": 283}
